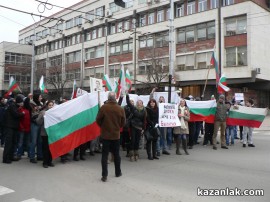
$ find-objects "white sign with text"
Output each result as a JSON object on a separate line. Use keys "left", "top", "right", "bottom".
{"left": 159, "top": 103, "right": 181, "bottom": 127}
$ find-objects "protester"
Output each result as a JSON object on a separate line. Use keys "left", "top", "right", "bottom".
{"left": 145, "top": 99, "right": 159, "bottom": 160}
{"left": 126, "top": 94, "right": 147, "bottom": 161}
{"left": 185, "top": 96, "right": 195, "bottom": 149}
{"left": 96, "top": 92, "right": 125, "bottom": 182}
{"left": 243, "top": 99, "right": 255, "bottom": 148}
{"left": 203, "top": 95, "right": 215, "bottom": 146}
{"left": 213, "top": 94, "right": 228, "bottom": 150}
{"left": 36, "top": 100, "right": 55, "bottom": 168}
{"left": 225, "top": 102, "right": 235, "bottom": 146}
{"left": 174, "top": 99, "right": 190, "bottom": 155}
{"left": 0, "top": 97, "right": 7, "bottom": 147}
{"left": 2, "top": 96, "right": 24, "bottom": 164}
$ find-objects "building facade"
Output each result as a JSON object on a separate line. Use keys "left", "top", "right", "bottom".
{"left": 18, "top": 0, "right": 270, "bottom": 106}
{"left": 0, "top": 41, "right": 32, "bottom": 96}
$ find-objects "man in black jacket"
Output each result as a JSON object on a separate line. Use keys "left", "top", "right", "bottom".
{"left": 2, "top": 96, "right": 24, "bottom": 164}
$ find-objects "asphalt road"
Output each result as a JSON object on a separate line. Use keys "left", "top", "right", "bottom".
{"left": 0, "top": 130, "right": 269, "bottom": 202}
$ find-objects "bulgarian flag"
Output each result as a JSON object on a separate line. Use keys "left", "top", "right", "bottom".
{"left": 218, "top": 74, "right": 230, "bottom": 94}
{"left": 186, "top": 100, "right": 217, "bottom": 123}
{"left": 45, "top": 93, "right": 100, "bottom": 159}
{"left": 39, "top": 75, "right": 48, "bottom": 93}
{"left": 102, "top": 74, "right": 113, "bottom": 91}
{"left": 116, "top": 64, "right": 126, "bottom": 99}
{"left": 227, "top": 106, "right": 268, "bottom": 128}
{"left": 71, "top": 79, "right": 77, "bottom": 99}
{"left": 210, "top": 48, "right": 219, "bottom": 86}
{"left": 113, "top": 78, "right": 119, "bottom": 93}
{"left": 125, "top": 69, "right": 132, "bottom": 92}
{"left": 4, "top": 76, "right": 19, "bottom": 98}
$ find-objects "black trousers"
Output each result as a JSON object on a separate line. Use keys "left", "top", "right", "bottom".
{"left": 239, "top": 126, "right": 243, "bottom": 140}
{"left": 146, "top": 139, "right": 157, "bottom": 157}
{"left": 42, "top": 136, "right": 52, "bottom": 165}
{"left": 130, "top": 127, "right": 141, "bottom": 151}
{"left": 3, "top": 128, "right": 17, "bottom": 162}
{"left": 122, "top": 130, "right": 131, "bottom": 152}
{"left": 101, "top": 139, "right": 121, "bottom": 177}
{"left": 74, "top": 143, "right": 86, "bottom": 158}
{"left": 188, "top": 122, "right": 195, "bottom": 147}
{"left": 203, "top": 123, "right": 214, "bottom": 145}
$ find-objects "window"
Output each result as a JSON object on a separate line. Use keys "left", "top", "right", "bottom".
{"left": 42, "top": 29, "right": 48, "bottom": 37}
{"left": 98, "top": 27, "right": 103, "bottom": 37}
{"left": 76, "top": 34, "right": 81, "bottom": 43}
{"left": 85, "top": 48, "right": 95, "bottom": 59}
{"left": 187, "top": 0, "right": 195, "bottom": 15}
{"left": 66, "top": 69, "right": 81, "bottom": 80}
{"left": 125, "top": 0, "right": 133, "bottom": 8}
{"left": 124, "top": 20, "right": 130, "bottom": 31}
{"left": 139, "top": 0, "right": 147, "bottom": 4}
{"left": 176, "top": 54, "right": 195, "bottom": 71}
{"left": 155, "top": 32, "right": 169, "bottom": 47}
{"left": 66, "top": 19, "right": 74, "bottom": 29}
{"left": 85, "top": 31, "right": 91, "bottom": 41}
{"left": 186, "top": 26, "right": 195, "bottom": 43}
{"left": 109, "top": 2, "right": 120, "bottom": 13}
{"left": 122, "top": 39, "right": 133, "bottom": 53}
{"left": 57, "top": 23, "right": 63, "bottom": 31}
{"left": 226, "top": 46, "right": 247, "bottom": 66}
{"left": 117, "top": 22, "right": 123, "bottom": 33}
{"left": 157, "top": 10, "right": 164, "bottom": 23}
{"left": 96, "top": 6, "right": 104, "bottom": 18}
{"left": 86, "top": 10, "right": 94, "bottom": 21}
{"left": 197, "top": 24, "right": 207, "bottom": 41}
{"left": 176, "top": 3, "right": 184, "bottom": 17}
{"left": 210, "top": 0, "right": 218, "bottom": 9}
{"left": 110, "top": 42, "right": 121, "bottom": 55}
{"left": 92, "top": 29, "right": 97, "bottom": 39}
{"left": 138, "top": 64, "right": 151, "bottom": 75}
{"left": 196, "top": 52, "right": 212, "bottom": 69}
{"left": 225, "top": 16, "right": 246, "bottom": 36}
{"left": 166, "top": 8, "right": 170, "bottom": 20}
{"left": 139, "top": 35, "right": 153, "bottom": 48}
{"left": 207, "top": 21, "right": 215, "bottom": 39}
{"left": 74, "top": 16, "right": 82, "bottom": 26}
{"left": 66, "top": 51, "right": 81, "bottom": 64}
{"left": 198, "top": 0, "right": 208, "bottom": 12}
{"left": 72, "top": 35, "right": 76, "bottom": 45}
{"left": 148, "top": 13, "right": 155, "bottom": 25}
{"left": 177, "top": 29, "right": 186, "bottom": 43}
{"left": 96, "top": 46, "right": 104, "bottom": 58}
{"left": 5, "top": 52, "right": 31, "bottom": 66}
{"left": 36, "top": 32, "right": 42, "bottom": 40}
{"left": 140, "top": 15, "right": 146, "bottom": 27}
{"left": 109, "top": 65, "right": 120, "bottom": 77}
{"left": 223, "top": 0, "right": 234, "bottom": 6}
{"left": 49, "top": 55, "right": 62, "bottom": 67}
{"left": 110, "top": 23, "right": 116, "bottom": 34}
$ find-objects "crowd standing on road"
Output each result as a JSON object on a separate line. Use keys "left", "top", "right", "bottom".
{"left": 0, "top": 89, "right": 259, "bottom": 182}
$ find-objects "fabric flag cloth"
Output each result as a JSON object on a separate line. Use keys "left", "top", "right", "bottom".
{"left": 39, "top": 76, "right": 48, "bottom": 93}
{"left": 113, "top": 78, "right": 119, "bottom": 93}
{"left": 45, "top": 93, "right": 100, "bottom": 159}
{"left": 227, "top": 106, "right": 268, "bottom": 128}
{"left": 116, "top": 64, "right": 126, "bottom": 99}
{"left": 125, "top": 69, "right": 132, "bottom": 92}
{"left": 4, "top": 76, "right": 19, "bottom": 98}
{"left": 218, "top": 74, "right": 230, "bottom": 94}
{"left": 210, "top": 49, "right": 220, "bottom": 86}
{"left": 76, "top": 88, "right": 88, "bottom": 97}
{"left": 102, "top": 75, "right": 113, "bottom": 91}
{"left": 71, "top": 79, "right": 77, "bottom": 99}
{"left": 186, "top": 100, "right": 217, "bottom": 123}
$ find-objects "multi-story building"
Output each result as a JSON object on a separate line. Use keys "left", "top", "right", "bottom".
{"left": 19, "top": 0, "right": 270, "bottom": 106}
{"left": 0, "top": 41, "right": 32, "bottom": 96}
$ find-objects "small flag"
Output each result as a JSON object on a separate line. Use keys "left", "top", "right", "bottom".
{"left": 210, "top": 48, "right": 220, "bottom": 86}
{"left": 71, "top": 79, "right": 77, "bottom": 99}
{"left": 102, "top": 75, "right": 113, "bottom": 91}
{"left": 125, "top": 69, "right": 132, "bottom": 92}
{"left": 39, "top": 75, "right": 48, "bottom": 93}
{"left": 218, "top": 74, "right": 230, "bottom": 94}
{"left": 116, "top": 64, "right": 126, "bottom": 98}
{"left": 4, "top": 76, "right": 19, "bottom": 98}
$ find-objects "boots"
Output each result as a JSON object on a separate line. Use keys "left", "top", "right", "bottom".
{"left": 152, "top": 141, "right": 159, "bottom": 159}
{"left": 134, "top": 150, "right": 139, "bottom": 161}
{"left": 182, "top": 139, "right": 189, "bottom": 155}
{"left": 129, "top": 150, "right": 134, "bottom": 162}
{"left": 176, "top": 137, "right": 182, "bottom": 155}
{"left": 146, "top": 142, "right": 153, "bottom": 160}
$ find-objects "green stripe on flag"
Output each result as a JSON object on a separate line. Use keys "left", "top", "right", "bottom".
{"left": 229, "top": 111, "right": 265, "bottom": 122}
{"left": 46, "top": 105, "right": 99, "bottom": 144}
{"left": 190, "top": 107, "right": 216, "bottom": 116}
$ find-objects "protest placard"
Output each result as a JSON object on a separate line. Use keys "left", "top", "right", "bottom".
{"left": 159, "top": 103, "right": 181, "bottom": 127}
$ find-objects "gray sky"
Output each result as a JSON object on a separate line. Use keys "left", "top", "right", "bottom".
{"left": 0, "top": 0, "right": 81, "bottom": 43}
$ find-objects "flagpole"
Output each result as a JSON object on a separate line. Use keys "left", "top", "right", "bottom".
{"left": 201, "top": 64, "right": 211, "bottom": 99}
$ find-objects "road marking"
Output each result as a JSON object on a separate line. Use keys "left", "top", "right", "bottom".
{"left": 21, "top": 199, "right": 44, "bottom": 202}
{"left": 0, "top": 186, "right": 14, "bottom": 196}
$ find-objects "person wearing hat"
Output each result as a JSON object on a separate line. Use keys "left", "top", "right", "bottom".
{"left": 2, "top": 96, "right": 25, "bottom": 164}
{"left": 212, "top": 94, "right": 229, "bottom": 150}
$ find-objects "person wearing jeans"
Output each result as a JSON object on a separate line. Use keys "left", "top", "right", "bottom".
{"left": 242, "top": 99, "right": 255, "bottom": 148}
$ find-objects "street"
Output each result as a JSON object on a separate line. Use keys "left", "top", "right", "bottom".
{"left": 0, "top": 126, "right": 269, "bottom": 202}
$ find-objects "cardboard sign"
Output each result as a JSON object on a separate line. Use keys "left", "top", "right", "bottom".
{"left": 235, "top": 93, "right": 244, "bottom": 101}
{"left": 90, "top": 77, "right": 103, "bottom": 92}
{"left": 158, "top": 103, "right": 181, "bottom": 127}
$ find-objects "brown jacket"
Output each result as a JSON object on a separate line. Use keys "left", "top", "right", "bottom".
{"left": 96, "top": 100, "right": 126, "bottom": 140}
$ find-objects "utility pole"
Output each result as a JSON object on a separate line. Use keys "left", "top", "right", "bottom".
{"left": 218, "top": 0, "right": 222, "bottom": 79}
{"left": 104, "top": 19, "right": 109, "bottom": 75}
{"left": 30, "top": 26, "right": 36, "bottom": 94}
{"left": 168, "top": 0, "right": 175, "bottom": 103}
{"left": 80, "top": 28, "right": 85, "bottom": 88}
{"left": 132, "top": 10, "right": 137, "bottom": 93}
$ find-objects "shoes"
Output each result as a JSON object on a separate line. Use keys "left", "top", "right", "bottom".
{"left": 221, "top": 146, "right": 228, "bottom": 149}
{"left": 43, "top": 164, "right": 48, "bottom": 168}
{"left": 248, "top": 144, "right": 255, "bottom": 147}
{"left": 30, "top": 159, "right": 37, "bottom": 163}
{"left": 148, "top": 157, "right": 153, "bottom": 160}
{"left": 243, "top": 144, "right": 246, "bottom": 148}
{"left": 235, "top": 137, "right": 240, "bottom": 139}
{"left": 213, "top": 146, "right": 217, "bottom": 150}
{"left": 156, "top": 152, "right": 160, "bottom": 156}
{"left": 73, "top": 157, "right": 79, "bottom": 161}
{"left": 12, "top": 157, "right": 19, "bottom": 161}
{"left": 162, "top": 150, "right": 170, "bottom": 155}
{"left": 134, "top": 155, "right": 139, "bottom": 161}
{"left": 48, "top": 163, "right": 55, "bottom": 167}
{"left": 101, "top": 176, "right": 107, "bottom": 182}
{"left": 176, "top": 150, "right": 181, "bottom": 155}
{"left": 80, "top": 156, "right": 86, "bottom": 161}
{"left": 188, "top": 146, "right": 193, "bottom": 149}
{"left": 3, "top": 160, "right": 12, "bottom": 164}
{"left": 116, "top": 173, "right": 122, "bottom": 177}
{"left": 153, "top": 156, "right": 159, "bottom": 160}
{"left": 89, "top": 151, "right": 95, "bottom": 156}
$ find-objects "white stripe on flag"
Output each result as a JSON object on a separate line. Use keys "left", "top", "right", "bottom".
{"left": 230, "top": 106, "right": 268, "bottom": 116}
{"left": 186, "top": 100, "right": 217, "bottom": 109}
{"left": 0, "top": 186, "right": 14, "bottom": 196}
{"left": 21, "top": 199, "right": 44, "bottom": 202}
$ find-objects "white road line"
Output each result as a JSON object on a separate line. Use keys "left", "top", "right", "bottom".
{"left": 0, "top": 186, "right": 14, "bottom": 196}
{"left": 21, "top": 199, "right": 44, "bottom": 202}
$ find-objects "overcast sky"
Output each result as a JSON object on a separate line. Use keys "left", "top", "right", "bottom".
{"left": 0, "top": 0, "right": 82, "bottom": 43}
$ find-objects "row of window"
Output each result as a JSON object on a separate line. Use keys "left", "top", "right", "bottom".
{"left": 5, "top": 52, "right": 32, "bottom": 66}
{"left": 4, "top": 73, "right": 31, "bottom": 84}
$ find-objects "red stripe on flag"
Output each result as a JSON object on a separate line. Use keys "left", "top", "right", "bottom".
{"left": 49, "top": 122, "right": 100, "bottom": 159}
{"left": 4, "top": 83, "right": 18, "bottom": 98}
{"left": 190, "top": 114, "right": 215, "bottom": 123}
{"left": 226, "top": 118, "right": 262, "bottom": 128}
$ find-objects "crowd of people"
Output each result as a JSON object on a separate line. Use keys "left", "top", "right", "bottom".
{"left": 0, "top": 89, "right": 256, "bottom": 182}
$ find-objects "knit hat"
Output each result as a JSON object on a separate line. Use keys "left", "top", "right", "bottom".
{"left": 16, "top": 96, "right": 23, "bottom": 104}
{"left": 219, "top": 94, "right": 225, "bottom": 99}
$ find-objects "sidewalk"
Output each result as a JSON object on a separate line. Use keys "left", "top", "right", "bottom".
{"left": 255, "top": 115, "right": 270, "bottom": 131}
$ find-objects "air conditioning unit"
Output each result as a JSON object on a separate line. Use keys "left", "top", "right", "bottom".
{"left": 256, "top": 68, "right": 261, "bottom": 74}
{"left": 107, "top": 9, "right": 113, "bottom": 17}
{"left": 147, "top": 0, "right": 152, "bottom": 4}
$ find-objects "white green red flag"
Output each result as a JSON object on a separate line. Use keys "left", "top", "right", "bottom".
{"left": 125, "top": 69, "right": 132, "bottom": 92}
{"left": 39, "top": 75, "right": 48, "bottom": 94}
{"left": 210, "top": 48, "right": 219, "bottom": 86}
{"left": 102, "top": 74, "right": 113, "bottom": 91}
{"left": 113, "top": 78, "right": 119, "bottom": 93}
{"left": 45, "top": 93, "right": 100, "bottom": 159}
{"left": 227, "top": 106, "right": 268, "bottom": 128}
{"left": 71, "top": 79, "right": 77, "bottom": 99}
{"left": 186, "top": 100, "right": 217, "bottom": 123}
{"left": 218, "top": 74, "right": 230, "bottom": 94}
{"left": 4, "top": 76, "right": 19, "bottom": 98}
{"left": 116, "top": 64, "right": 126, "bottom": 98}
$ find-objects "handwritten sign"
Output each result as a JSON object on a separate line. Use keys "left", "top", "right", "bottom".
{"left": 159, "top": 103, "right": 181, "bottom": 127}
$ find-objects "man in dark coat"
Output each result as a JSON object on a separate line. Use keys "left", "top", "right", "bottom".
{"left": 3, "top": 96, "right": 24, "bottom": 164}
{"left": 96, "top": 92, "right": 126, "bottom": 182}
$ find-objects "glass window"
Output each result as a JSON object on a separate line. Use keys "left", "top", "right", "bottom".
{"left": 207, "top": 21, "right": 215, "bottom": 39}
{"left": 66, "top": 19, "right": 73, "bottom": 29}
{"left": 117, "top": 22, "right": 123, "bottom": 33}
{"left": 226, "top": 47, "right": 236, "bottom": 66}
{"left": 198, "top": 0, "right": 208, "bottom": 12}
{"left": 237, "top": 46, "right": 247, "bottom": 66}
{"left": 98, "top": 27, "right": 103, "bottom": 37}
{"left": 86, "top": 48, "right": 95, "bottom": 59}
{"left": 42, "top": 29, "right": 48, "bottom": 37}
{"left": 109, "top": 2, "right": 120, "bottom": 13}
{"left": 147, "top": 36, "right": 153, "bottom": 47}
{"left": 96, "top": 6, "right": 104, "bottom": 18}
{"left": 187, "top": 1, "right": 195, "bottom": 15}
{"left": 210, "top": 0, "right": 219, "bottom": 9}
{"left": 140, "top": 36, "right": 146, "bottom": 48}
{"left": 237, "top": 17, "right": 247, "bottom": 34}
{"left": 74, "top": 16, "right": 82, "bottom": 26}
{"left": 148, "top": 13, "right": 155, "bottom": 25}
{"left": 86, "top": 10, "right": 94, "bottom": 21}
{"left": 226, "top": 19, "right": 236, "bottom": 36}
{"left": 197, "top": 24, "right": 207, "bottom": 41}
{"left": 223, "top": 0, "right": 234, "bottom": 6}
{"left": 92, "top": 29, "right": 97, "bottom": 39}
{"left": 96, "top": 46, "right": 104, "bottom": 58}
{"left": 186, "top": 27, "right": 195, "bottom": 43}
{"left": 176, "top": 4, "right": 184, "bottom": 17}
{"left": 157, "top": 10, "right": 164, "bottom": 23}
{"left": 124, "top": 20, "right": 130, "bottom": 31}
{"left": 85, "top": 32, "right": 91, "bottom": 41}
{"left": 72, "top": 35, "right": 76, "bottom": 45}
{"left": 125, "top": 0, "right": 133, "bottom": 8}
{"left": 166, "top": 8, "right": 170, "bottom": 20}
{"left": 111, "top": 24, "right": 116, "bottom": 34}
{"left": 140, "top": 15, "right": 146, "bottom": 27}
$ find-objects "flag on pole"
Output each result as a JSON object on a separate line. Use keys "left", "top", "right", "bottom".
{"left": 125, "top": 69, "right": 132, "bottom": 92}
{"left": 113, "top": 78, "right": 119, "bottom": 93}
{"left": 116, "top": 64, "right": 126, "bottom": 98}
{"left": 218, "top": 74, "right": 230, "bottom": 94}
{"left": 4, "top": 76, "right": 19, "bottom": 98}
{"left": 102, "top": 75, "right": 113, "bottom": 91}
{"left": 210, "top": 48, "right": 219, "bottom": 86}
{"left": 71, "top": 79, "right": 77, "bottom": 99}
{"left": 39, "top": 75, "right": 48, "bottom": 93}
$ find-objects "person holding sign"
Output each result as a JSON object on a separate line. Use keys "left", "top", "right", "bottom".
{"left": 173, "top": 99, "right": 190, "bottom": 155}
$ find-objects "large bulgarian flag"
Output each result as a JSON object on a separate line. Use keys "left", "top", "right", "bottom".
{"left": 39, "top": 75, "right": 48, "bottom": 93}
{"left": 4, "top": 76, "right": 19, "bottom": 98}
{"left": 210, "top": 48, "right": 219, "bottom": 86}
{"left": 186, "top": 100, "right": 217, "bottom": 123}
{"left": 45, "top": 93, "right": 100, "bottom": 159}
{"left": 227, "top": 106, "right": 268, "bottom": 128}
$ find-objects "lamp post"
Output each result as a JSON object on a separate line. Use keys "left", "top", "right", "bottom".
{"left": 30, "top": 26, "right": 36, "bottom": 95}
